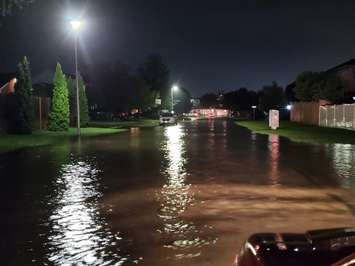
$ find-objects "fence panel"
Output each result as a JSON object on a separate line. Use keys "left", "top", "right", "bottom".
{"left": 318, "top": 103, "right": 355, "bottom": 130}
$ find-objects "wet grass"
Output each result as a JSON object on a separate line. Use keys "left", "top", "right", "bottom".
{"left": 0, "top": 127, "right": 126, "bottom": 153}
{"left": 88, "top": 119, "right": 159, "bottom": 128}
{"left": 237, "top": 120, "right": 355, "bottom": 144}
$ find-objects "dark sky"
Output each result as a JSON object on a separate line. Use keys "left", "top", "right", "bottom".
{"left": 1, "top": 0, "right": 355, "bottom": 96}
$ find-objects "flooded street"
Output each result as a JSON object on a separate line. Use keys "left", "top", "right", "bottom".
{"left": 1, "top": 120, "right": 355, "bottom": 265}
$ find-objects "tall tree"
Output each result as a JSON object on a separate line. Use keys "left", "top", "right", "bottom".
{"left": 13, "top": 56, "right": 34, "bottom": 134}
{"left": 174, "top": 87, "right": 192, "bottom": 114}
{"left": 1, "top": 0, "right": 34, "bottom": 16}
{"left": 67, "top": 76, "right": 76, "bottom": 126}
{"left": 139, "top": 55, "right": 170, "bottom": 110}
{"left": 294, "top": 71, "right": 323, "bottom": 102}
{"left": 294, "top": 71, "right": 344, "bottom": 103}
{"left": 78, "top": 74, "right": 89, "bottom": 127}
{"left": 200, "top": 93, "right": 218, "bottom": 108}
{"left": 319, "top": 73, "right": 344, "bottom": 103}
{"left": 259, "top": 81, "right": 286, "bottom": 112}
{"left": 68, "top": 74, "right": 89, "bottom": 127}
{"left": 48, "top": 63, "right": 69, "bottom": 131}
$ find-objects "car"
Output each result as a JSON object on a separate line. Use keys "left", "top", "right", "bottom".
{"left": 159, "top": 112, "right": 177, "bottom": 125}
{"left": 235, "top": 227, "right": 355, "bottom": 266}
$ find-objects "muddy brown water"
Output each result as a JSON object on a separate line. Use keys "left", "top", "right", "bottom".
{"left": 1, "top": 120, "right": 355, "bottom": 265}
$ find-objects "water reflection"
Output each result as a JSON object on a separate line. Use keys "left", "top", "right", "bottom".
{"left": 158, "top": 125, "right": 214, "bottom": 259}
{"left": 45, "top": 159, "right": 128, "bottom": 265}
{"left": 327, "top": 144, "right": 355, "bottom": 188}
{"left": 268, "top": 134, "right": 280, "bottom": 186}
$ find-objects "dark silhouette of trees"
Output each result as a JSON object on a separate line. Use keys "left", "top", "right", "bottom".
{"left": 259, "top": 81, "right": 286, "bottom": 112}
{"left": 12, "top": 56, "right": 34, "bottom": 134}
{"left": 222, "top": 88, "right": 258, "bottom": 111}
{"left": 174, "top": 87, "right": 192, "bottom": 114}
{"left": 0, "top": 0, "right": 34, "bottom": 16}
{"left": 139, "top": 55, "right": 170, "bottom": 110}
{"left": 294, "top": 71, "right": 344, "bottom": 103}
{"left": 200, "top": 93, "right": 218, "bottom": 108}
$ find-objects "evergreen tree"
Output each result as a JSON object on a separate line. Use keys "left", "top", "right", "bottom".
{"left": 78, "top": 74, "right": 89, "bottom": 127}
{"left": 67, "top": 76, "right": 76, "bottom": 126}
{"left": 13, "top": 56, "right": 34, "bottom": 134}
{"left": 68, "top": 74, "right": 89, "bottom": 127}
{"left": 48, "top": 63, "right": 70, "bottom": 131}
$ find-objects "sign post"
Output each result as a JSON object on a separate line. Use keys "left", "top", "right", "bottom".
{"left": 269, "top": 110, "right": 279, "bottom": 130}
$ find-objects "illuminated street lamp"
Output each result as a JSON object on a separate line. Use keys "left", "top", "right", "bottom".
{"left": 70, "top": 19, "right": 83, "bottom": 136}
{"left": 286, "top": 104, "right": 292, "bottom": 111}
{"left": 171, "top": 85, "right": 179, "bottom": 113}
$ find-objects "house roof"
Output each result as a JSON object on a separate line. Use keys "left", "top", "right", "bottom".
{"left": 0, "top": 72, "right": 16, "bottom": 87}
{"left": 286, "top": 58, "right": 355, "bottom": 89}
{"left": 326, "top": 58, "right": 355, "bottom": 73}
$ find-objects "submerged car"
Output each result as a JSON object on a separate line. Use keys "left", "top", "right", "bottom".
{"left": 235, "top": 227, "right": 355, "bottom": 266}
{"left": 159, "top": 112, "right": 177, "bottom": 125}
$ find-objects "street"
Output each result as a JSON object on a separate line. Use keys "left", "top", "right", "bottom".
{"left": 1, "top": 119, "right": 355, "bottom": 265}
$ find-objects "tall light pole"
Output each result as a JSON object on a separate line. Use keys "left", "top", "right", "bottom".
{"left": 70, "top": 20, "right": 83, "bottom": 136}
{"left": 171, "top": 85, "right": 179, "bottom": 113}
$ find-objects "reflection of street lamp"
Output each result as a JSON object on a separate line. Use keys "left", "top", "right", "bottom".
{"left": 70, "top": 19, "right": 83, "bottom": 136}
{"left": 251, "top": 105, "right": 257, "bottom": 120}
{"left": 171, "top": 85, "right": 179, "bottom": 113}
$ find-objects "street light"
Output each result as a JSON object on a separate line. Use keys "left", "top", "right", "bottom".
{"left": 70, "top": 19, "right": 83, "bottom": 136}
{"left": 251, "top": 105, "right": 257, "bottom": 120}
{"left": 171, "top": 85, "right": 179, "bottom": 113}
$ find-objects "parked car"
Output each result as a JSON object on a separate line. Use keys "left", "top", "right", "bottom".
{"left": 234, "top": 227, "right": 355, "bottom": 266}
{"left": 159, "top": 112, "right": 177, "bottom": 125}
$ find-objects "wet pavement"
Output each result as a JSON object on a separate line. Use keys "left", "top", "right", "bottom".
{"left": 1, "top": 119, "right": 355, "bottom": 265}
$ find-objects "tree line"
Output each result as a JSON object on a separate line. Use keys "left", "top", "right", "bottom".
{"left": 82, "top": 54, "right": 190, "bottom": 116}
{"left": 199, "top": 71, "right": 345, "bottom": 113}
{"left": 4, "top": 57, "right": 89, "bottom": 134}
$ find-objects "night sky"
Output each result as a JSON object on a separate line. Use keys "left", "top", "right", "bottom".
{"left": 1, "top": 0, "right": 355, "bottom": 96}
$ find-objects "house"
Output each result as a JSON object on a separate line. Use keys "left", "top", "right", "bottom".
{"left": 0, "top": 73, "right": 17, "bottom": 95}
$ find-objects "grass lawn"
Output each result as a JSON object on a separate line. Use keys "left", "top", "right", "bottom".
{"left": 0, "top": 127, "right": 126, "bottom": 154}
{"left": 88, "top": 119, "right": 159, "bottom": 128}
{"left": 237, "top": 120, "right": 355, "bottom": 145}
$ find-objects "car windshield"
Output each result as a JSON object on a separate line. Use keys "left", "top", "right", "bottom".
{"left": 160, "top": 113, "right": 173, "bottom": 117}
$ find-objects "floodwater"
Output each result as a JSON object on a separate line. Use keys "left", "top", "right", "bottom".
{"left": 1, "top": 120, "right": 355, "bottom": 265}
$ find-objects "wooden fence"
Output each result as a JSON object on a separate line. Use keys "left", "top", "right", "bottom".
{"left": 0, "top": 96, "right": 51, "bottom": 133}
{"left": 290, "top": 102, "right": 320, "bottom": 125}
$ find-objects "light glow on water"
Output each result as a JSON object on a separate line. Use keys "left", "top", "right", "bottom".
{"left": 46, "top": 160, "right": 129, "bottom": 265}
{"left": 158, "top": 125, "right": 215, "bottom": 259}
{"left": 328, "top": 144, "right": 355, "bottom": 188}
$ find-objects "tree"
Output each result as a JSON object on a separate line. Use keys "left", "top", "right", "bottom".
{"left": 67, "top": 76, "right": 75, "bottom": 126}
{"left": 200, "top": 93, "right": 218, "bottom": 108}
{"left": 135, "top": 79, "right": 157, "bottom": 111}
{"left": 78, "top": 74, "right": 89, "bottom": 127}
{"left": 259, "top": 81, "right": 286, "bottom": 112}
{"left": 13, "top": 56, "right": 34, "bottom": 134}
{"left": 174, "top": 87, "right": 192, "bottom": 114}
{"left": 1, "top": 0, "right": 35, "bottom": 16}
{"left": 222, "top": 88, "right": 258, "bottom": 111}
{"left": 139, "top": 55, "right": 170, "bottom": 110}
{"left": 294, "top": 71, "right": 323, "bottom": 102}
{"left": 317, "top": 73, "right": 344, "bottom": 103}
{"left": 48, "top": 63, "right": 69, "bottom": 131}
{"left": 294, "top": 71, "right": 344, "bottom": 103}
{"left": 68, "top": 75, "right": 89, "bottom": 127}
